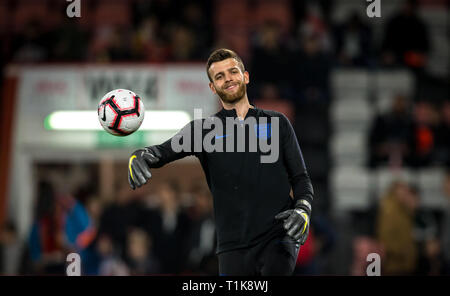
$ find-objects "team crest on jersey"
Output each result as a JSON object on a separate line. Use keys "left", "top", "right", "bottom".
{"left": 254, "top": 123, "right": 271, "bottom": 139}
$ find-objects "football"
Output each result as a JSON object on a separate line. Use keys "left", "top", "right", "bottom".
{"left": 97, "top": 89, "right": 145, "bottom": 136}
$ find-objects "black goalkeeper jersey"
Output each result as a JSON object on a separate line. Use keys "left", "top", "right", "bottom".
{"left": 145, "top": 106, "right": 314, "bottom": 254}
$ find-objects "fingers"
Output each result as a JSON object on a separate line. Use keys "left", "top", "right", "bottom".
{"left": 135, "top": 158, "right": 152, "bottom": 180}
{"left": 287, "top": 221, "right": 303, "bottom": 239}
{"left": 132, "top": 164, "right": 147, "bottom": 187}
{"left": 279, "top": 210, "right": 309, "bottom": 242}
{"left": 299, "top": 228, "right": 309, "bottom": 245}
{"left": 292, "top": 224, "right": 305, "bottom": 241}
{"left": 128, "top": 150, "right": 154, "bottom": 190}
{"left": 144, "top": 152, "right": 159, "bottom": 167}
{"left": 284, "top": 213, "right": 299, "bottom": 230}
{"left": 274, "top": 210, "right": 291, "bottom": 220}
{"left": 128, "top": 171, "right": 136, "bottom": 190}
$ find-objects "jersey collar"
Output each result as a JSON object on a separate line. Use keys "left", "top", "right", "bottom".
{"left": 218, "top": 104, "right": 258, "bottom": 119}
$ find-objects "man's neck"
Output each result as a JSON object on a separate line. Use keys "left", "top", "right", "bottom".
{"left": 222, "top": 95, "right": 253, "bottom": 119}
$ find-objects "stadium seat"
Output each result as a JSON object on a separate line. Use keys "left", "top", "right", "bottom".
{"left": 331, "top": 166, "right": 372, "bottom": 211}
{"left": 372, "top": 167, "right": 417, "bottom": 197}
{"left": 417, "top": 168, "right": 447, "bottom": 209}
{"left": 331, "top": 69, "right": 370, "bottom": 91}
{"left": 331, "top": 131, "right": 366, "bottom": 167}
{"left": 93, "top": 0, "right": 131, "bottom": 26}
{"left": 331, "top": 95, "right": 372, "bottom": 124}
{"left": 374, "top": 70, "right": 414, "bottom": 94}
{"left": 216, "top": 26, "right": 250, "bottom": 60}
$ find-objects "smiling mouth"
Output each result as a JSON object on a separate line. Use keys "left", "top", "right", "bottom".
{"left": 225, "top": 84, "right": 238, "bottom": 91}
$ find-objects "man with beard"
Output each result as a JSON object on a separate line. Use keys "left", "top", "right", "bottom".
{"left": 127, "top": 49, "right": 314, "bottom": 275}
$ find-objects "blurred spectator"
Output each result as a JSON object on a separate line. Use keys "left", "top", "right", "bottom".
{"left": 296, "top": 2, "right": 333, "bottom": 54}
{"left": 89, "top": 25, "right": 135, "bottom": 62}
{"left": 125, "top": 228, "right": 160, "bottom": 275}
{"left": 250, "top": 21, "right": 290, "bottom": 90}
{"left": 333, "top": 12, "right": 373, "bottom": 67}
{"left": 12, "top": 19, "right": 49, "bottom": 62}
{"left": 62, "top": 193, "right": 96, "bottom": 255}
{"left": 98, "top": 184, "right": 142, "bottom": 257}
{"left": 49, "top": 18, "right": 89, "bottom": 61}
{"left": 185, "top": 184, "right": 216, "bottom": 275}
{"left": 28, "top": 181, "right": 66, "bottom": 275}
{"left": 381, "top": 0, "right": 430, "bottom": 71}
{"left": 408, "top": 100, "right": 440, "bottom": 167}
{"left": 96, "top": 234, "right": 129, "bottom": 276}
{"left": 411, "top": 186, "right": 445, "bottom": 275}
{"left": 132, "top": 0, "right": 157, "bottom": 27}
{"left": 295, "top": 214, "right": 336, "bottom": 275}
{"left": 145, "top": 0, "right": 179, "bottom": 26}
{"left": 152, "top": 180, "right": 191, "bottom": 274}
{"left": 435, "top": 100, "right": 450, "bottom": 167}
{"left": 253, "top": 84, "right": 295, "bottom": 124}
{"left": 0, "top": 221, "right": 23, "bottom": 275}
{"left": 291, "top": 31, "right": 332, "bottom": 104}
{"left": 167, "top": 25, "right": 199, "bottom": 61}
{"left": 27, "top": 181, "right": 95, "bottom": 274}
{"left": 80, "top": 196, "right": 103, "bottom": 275}
{"left": 376, "top": 181, "right": 419, "bottom": 275}
{"left": 178, "top": 1, "right": 213, "bottom": 58}
{"left": 133, "top": 16, "right": 170, "bottom": 62}
{"left": 350, "top": 236, "right": 384, "bottom": 276}
{"left": 442, "top": 171, "right": 450, "bottom": 274}
{"left": 292, "top": 0, "right": 335, "bottom": 30}
{"left": 367, "top": 95, "right": 412, "bottom": 168}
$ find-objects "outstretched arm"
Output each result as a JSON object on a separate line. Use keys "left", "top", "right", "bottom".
{"left": 128, "top": 120, "right": 197, "bottom": 189}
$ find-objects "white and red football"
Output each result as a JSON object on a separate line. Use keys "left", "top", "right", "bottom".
{"left": 97, "top": 89, "right": 145, "bottom": 136}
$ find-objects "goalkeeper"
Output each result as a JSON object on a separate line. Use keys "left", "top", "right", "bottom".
{"left": 128, "top": 49, "right": 314, "bottom": 276}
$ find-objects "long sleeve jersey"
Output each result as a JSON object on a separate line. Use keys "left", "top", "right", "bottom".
{"left": 145, "top": 106, "right": 314, "bottom": 253}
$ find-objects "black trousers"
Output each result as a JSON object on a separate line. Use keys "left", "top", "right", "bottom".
{"left": 218, "top": 234, "right": 300, "bottom": 276}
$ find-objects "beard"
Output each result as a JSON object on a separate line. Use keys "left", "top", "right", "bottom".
{"left": 214, "top": 80, "right": 247, "bottom": 104}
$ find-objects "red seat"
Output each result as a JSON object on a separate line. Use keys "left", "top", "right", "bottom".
{"left": 249, "top": 0, "right": 293, "bottom": 33}
{"left": 93, "top": 0, "right": 131, "bottom": 26}
{"left": 12, "top": 0, "right": 49, "bottom": 32}
{"left": 214, "top": 0, "right": 249, "bottom": 27}
{"left": 0, "top": 2, "right": 8, "bottom": 34}
{"left": 216, "top": 26, "right": 250, "bottom": 59}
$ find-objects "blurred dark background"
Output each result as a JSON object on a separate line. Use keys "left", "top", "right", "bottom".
{"left": 0, "top": 0, "right": 449, "bottom": 276}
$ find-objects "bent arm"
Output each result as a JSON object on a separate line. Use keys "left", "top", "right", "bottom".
{"left": 281, "top": 114, "right": 314, "bottom": 213}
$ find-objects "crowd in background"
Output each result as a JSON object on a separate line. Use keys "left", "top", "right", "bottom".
{"left": 350, "top": 173, "right": 450, "bottom": 275}
{"left": 0, "top": 0, "right": 449, "bottom": 275}
{"left": 368, "top": 95, "right": 450, "bottom": 169}
{"left": 1, "top": 179, "right": 218, "bottom": 275}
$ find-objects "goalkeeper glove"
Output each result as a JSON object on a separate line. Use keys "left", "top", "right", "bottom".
{"left": 275, "top": 199, "right": 311, "bottom": 245}
{"left": 128, "top": 148, "right": 160, "bottom": 190}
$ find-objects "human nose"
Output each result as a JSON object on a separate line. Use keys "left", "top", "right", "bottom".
{"left": 224, "top": 72, "right": 233, "bottom": 82}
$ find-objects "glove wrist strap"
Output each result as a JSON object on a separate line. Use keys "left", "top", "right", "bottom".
{"left": 295, "top": 199, "right": 312, "bottom": 216}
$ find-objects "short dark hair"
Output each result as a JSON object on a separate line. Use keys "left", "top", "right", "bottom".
{"left": 206, "top": 48, "right": 245, "bottom": 82}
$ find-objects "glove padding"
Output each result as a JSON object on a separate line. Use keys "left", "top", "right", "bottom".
{"left": 275, "top": 208, "right": 310, "bottom": 245}
{"left": 128, "top": 148, "right": 160, "bottom": 190}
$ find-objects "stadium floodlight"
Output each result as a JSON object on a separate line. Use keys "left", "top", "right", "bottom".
{"left": 44, "top": 110, "right": 191, "bottom": 131}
